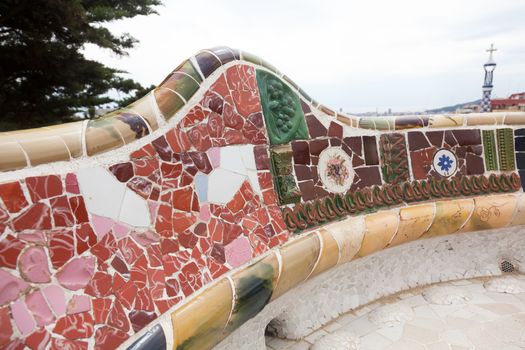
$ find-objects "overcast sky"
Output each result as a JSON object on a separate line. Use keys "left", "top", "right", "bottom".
{"left": 84, "top": 0, "right": 525, "bottom": 113}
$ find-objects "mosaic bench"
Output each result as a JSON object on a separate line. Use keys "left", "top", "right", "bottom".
{"left": 0, "top": 47, "right": 525, "bottom": 350}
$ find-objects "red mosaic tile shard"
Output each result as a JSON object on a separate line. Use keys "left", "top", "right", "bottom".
{"left": 134, "top": 287, "right": 154, "bottom": 311}
{"left": 130, "top": 143, "right": 156, "bottom": 160}
{"left": 178, "top": 261, "right": 204, "bottom": 297}
{"left": 114, "top": 280, "right": 137, "bottom": 309}
{"left": 155, "top": 204, "right": 173, "bottom": 237}
{"left": 65, "top": 173, "right": 80, "bottom": 194}
{"left": 24, "top": 328, "right": 50, "bottom": 350}
{"left": 0, "top": 307, "right": 12, "bottom": 347}
{"left": 50, "top": 195, "right": 74, "bottom": 227}
{"left": 165, "top": 127, "right": 191, "bottom": 153}
{"left": 172, "top": 187, "right": 194, "bottom": 212}
{"left": 134, "top": 158, "right": 159, "bottom": 177}
{"left": 207, "top": 111, "right": 224, "bottom": 138}
{"left": 90, "top": 232, "right": 117, "bottom": 263}
{"left": 160, "top": 162, "right": 182, "bottom": 180}
{"left": 0, "top": 181, "right": 28, "bottom": 213}
{"left": 47, "top": 229, "right": 74, "bottom": 269}
{"left": 94, "top": 326, "right": 128, "bottom": 350}
{"left": 51, "top": 338, "right": 88, "bottom": 350}
{"left": 181, "top": 105, "right": 207, "bottom": 127}
{"left": 187, "top": 124, "right": 212, "bottom": 151}
{"left": 226, "top": 65, "right": 262, "bottom": 117}
{"left": 107, "top": 300, "right": 129, "bottom": 332}
{"left": 127, "top": 177, "right": 153, "bottom": 199}
{"left": 154, "top": 297, "right": 182, "bottom": 314}
{"left": 129, "top": 310, "right": 157, "bottom": 333}
{"left": 147, "top": 268, "right": 166, "bottom": 300}
{"left": 92, "top": 298, "right": 112, "bottom": 324}
{"left": 117, "top": 237, "right": 144, "bottom": 265}
{"left": 12, "top": 203, "right": 52, "bottom": 231}
{"left": 130, "top": 255, "right": 148, "bottom": 289}
{"left": 68, "top": 196, "right": 89, "bottom": 224}
{"left": 109, "top": 162, "right": 134, "bottom": 182}
{"left": 85, "top": 272, "right": 112, "bottom": 298}
{"left": 75, "top": 223, "right": 97, "bottom": 255}
{"left": 152, "top": 135, "right": 175, "bottom": 161}
{"left": 111, "top": 255, "right": 129, "bottom": 275}
{"left": 53, "top": 312, "right": 94, "bottom": 339}
{"left": 4, "top": 339, "right": 24, "bottom": 350}
{"left": 0, "top": 234, "right": 24, "bottom": 268}
{"left": 146, "top": 244, "right": 163, "bottom": 268}
{"left": 0, "top": 207, "right": 8, "bottom": 234}
{"left": 25, "top": 175, "right": 63, "bottom": 202}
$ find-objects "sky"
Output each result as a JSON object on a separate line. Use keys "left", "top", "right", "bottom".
{"left": 84, "top": 0, "right": 525, "bottom": 113}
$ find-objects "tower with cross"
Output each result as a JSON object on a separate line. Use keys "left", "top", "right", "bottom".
{"left": 480, "top": 44, "right": 497, "bottom": 112}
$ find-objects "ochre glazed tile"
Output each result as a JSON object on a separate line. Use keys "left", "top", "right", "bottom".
{"left": 388, "top": 204, "right": 434, "bottom": 247}
{"left": 85, "top": 119, "right": 125, "bottom": 156}
{"left": 309, "top": 229, "right": 339, "bottom": 278}
{"left": 19, "top": 136, "right": 70, "bottom": 166}
{"left": 465, "top": 113, "right": 503, "bottom": 126}
{"left": 459, "top": 194, "right": 517, "bottom": 232}
{"left": 424, "top": 199, "right": 474, "bottom": 238}
{"left": 110, "top": 112, "right": 150, "bottom": 144}
{"left": 324, "top": 217, "right": 365, "bottom": 264}
{"left": 48, "top": 122, "right": 84, "bottom": 158}
{"left": 357, "top": 210, "right": 399, "bottom": 257}
{"left": 271, "top": 233, "right": 321, "bottom": 301}
{"left": 127, "top": 93, "right": 159, "bottom": 130}
{"left": 226, "top": 252, "right": 279, "bottom": 332}
{"left": 172, "top": 278, "right": 233, "bottom": 350}
{"left": 503, "top": 112, "right": 525, "bottom": 125}
{"left": 510, "top": 193, "right": 525, "bottom": 225}
{"left": 0, "top": 142, "right": 28, "bottom": 171}
{"left": 154, "top": 87, "right": 185, "bottom": 120}
{"left": 428, "top": 115, "right": 464, "bottom": 128}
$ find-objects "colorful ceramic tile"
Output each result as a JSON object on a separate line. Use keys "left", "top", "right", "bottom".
{"left": 271, "top": 234, "right": 320, "bottom": 300}
{"left": 256, "top": 70, "right": 308, "bottom": 145}
{"left": 496, "top": 128, "right": 515, "bottom": 171}
{"left": 379, "top": 133, "right": 409, "bottom": 184}
{"left": 389, "top": 204, "right": 434, "bottom": 246}
{"left": 424, "top": 199, "right": 474, "bottom": 238}
{"left": 459, "top": 194, "right": 516, "bottom": 232}
{"left": 357, "top": 210, "right": 399, "bottom": 257}
{"left": 171, "top": 278, "right": 232, "bottom": 350}
{"left": 482, "top": 130, "right": 498, "bottom": 171}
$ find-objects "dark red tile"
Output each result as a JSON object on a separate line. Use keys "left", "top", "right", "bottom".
{"left": 363, "top": 136, "right": 379, "bottom": 165}
{"left": 109, "top": 162, "right": 134, "bottom": 182}
{"left": 0, "top": 181, "right": 28, "bottom": 213}
{"left": 25, "top": 175, "right": 63, "bottom": 202}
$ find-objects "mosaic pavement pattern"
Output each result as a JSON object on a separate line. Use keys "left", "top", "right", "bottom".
{"left": 0, "top": 47, "right": 525, "bottom": 349}
{"left": 266, "top": 274, "right": 525, "bottom": 350}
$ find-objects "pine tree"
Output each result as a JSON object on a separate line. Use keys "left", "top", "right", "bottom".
{"left": 0, "top": 0, "right": 161, "bottom": 131}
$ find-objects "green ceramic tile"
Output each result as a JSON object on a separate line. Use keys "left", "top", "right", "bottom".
{"left": 161, "top": 72, "right": 200, "bottom": 102}
{"left": 240, "top": 51, "right": 263, "bottom": 66}
{"left": 482, "top": 130, "right": 498, "bottom": 171}
{"left": 256, "top": 70, "right": 308, "bottom": 145}
{"left": 497, "top": 128, "right": 516, "bottom": 171}
{"left": 175, "top": 59, "right": 202, "bottom": 83}
{"left": 275, "top": 175, "right": 301, "bottom": 205}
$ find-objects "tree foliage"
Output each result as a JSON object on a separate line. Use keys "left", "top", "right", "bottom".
{"left": 0, "top": 0, "right": 161, "bottom": 131}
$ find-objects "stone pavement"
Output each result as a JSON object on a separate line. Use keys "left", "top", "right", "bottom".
{"left": 265, "top": 274, "right": 525, "bottom": 350}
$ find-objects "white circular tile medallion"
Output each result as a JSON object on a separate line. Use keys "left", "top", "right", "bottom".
{"left": 318, "top": 147, "right": 354, "bottom": 193}
{"left": 432, "top": 148, "right": 458, "bottom": 177}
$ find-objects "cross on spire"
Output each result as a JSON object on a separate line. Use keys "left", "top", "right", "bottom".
{"left": 486, "top": 43, "right": 497, "bottom": 61}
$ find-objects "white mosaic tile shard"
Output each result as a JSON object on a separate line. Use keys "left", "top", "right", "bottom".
{"left": 76, "top": 166, "right": 126, "bottom": 219}
{"left": 484, "top": 276, "right": 525, "bottom": 294}
{"left": 220, "top": 146, "right": 248, "bottom": 174}
{"left": 422, "top": 286, "right": 471, "bottom": 305}
{"left": 118, "top": 189, "right": 151, "bottom": 227}
{"left": 310, "top": 330, "right": 360, "bottom": 350}
{"left": 207, "top": 168, "right": 246, "bottom": 204}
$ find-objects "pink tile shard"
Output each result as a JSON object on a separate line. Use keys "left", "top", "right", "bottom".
{"left": 19, "top": 246, "right": 51, "bottom": 283}
{"left": 0, "top": 269, "right": 30, "bottom": 305}
{"left": 56, "top": 256, "right": 96, "bottom": 291}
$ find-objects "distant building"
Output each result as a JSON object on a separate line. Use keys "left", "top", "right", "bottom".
{"left": 492, "top": 92, "right": 525, "bottom": 112}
